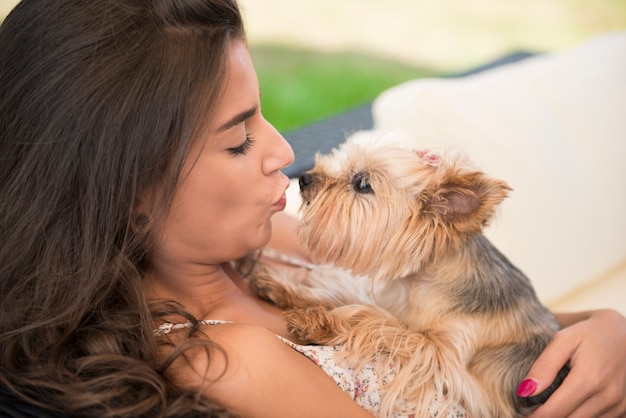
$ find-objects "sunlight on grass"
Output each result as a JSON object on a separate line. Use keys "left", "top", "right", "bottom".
{"left": 252, "top": 46, "right": 434, "bottom": 132}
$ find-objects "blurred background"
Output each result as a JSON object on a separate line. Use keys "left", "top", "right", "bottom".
{"left": 1, "top": 0, "right": 624, "bottom": 132}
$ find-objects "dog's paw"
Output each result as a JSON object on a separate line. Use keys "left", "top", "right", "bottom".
{"left": 248, "top": 270, "right": 292, "bottom": 309}
{"left": 284, "top": 307, "right": 340, "bottom": 344}
{"left": 247, "top": 272, "right": 274, "bottom": 301}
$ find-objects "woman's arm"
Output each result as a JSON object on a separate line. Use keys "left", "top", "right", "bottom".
{"left": 553, "top": 310, "right": 595, "bottom": 328}
{"left": 522, "top": 309, "right": 626, "bottom": 418}
{"left": 168, "top": 323, "right": 373, "bottom": 418}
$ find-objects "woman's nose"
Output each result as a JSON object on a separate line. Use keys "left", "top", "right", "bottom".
{"left": 262, "top": 122, "right": 295, "bottom": 175}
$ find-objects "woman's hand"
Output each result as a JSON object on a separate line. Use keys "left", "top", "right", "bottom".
{"left": 519, "top": 309, "right": 626, "bottom": 417}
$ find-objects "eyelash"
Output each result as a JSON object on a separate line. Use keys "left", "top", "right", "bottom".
{"left": 227, "top": 134, "right": 256, "bottom": 155}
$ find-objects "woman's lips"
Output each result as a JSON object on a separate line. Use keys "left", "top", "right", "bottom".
{"left": 272, "top": 194, "right": 287, "bottom": 211}
{"left": 271, "top": 177, "right": 290, "bottom": 211}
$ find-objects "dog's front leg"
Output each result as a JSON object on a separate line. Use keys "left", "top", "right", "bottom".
{"left": 248, "top": 264, "right": 313, "bottom": 309}
{"left": 250, "top": 263, "right": 375, "bottom": 310}
{"left": 285, "top": 304, "right": 403, "bottom": 347}
{"left": 286, "top": 305, "right": 463, "bottom": 417}
{"left": 283, "top": 306, "right": 343, "bottom": 344}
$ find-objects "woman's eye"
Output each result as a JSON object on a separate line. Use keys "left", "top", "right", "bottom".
{"left": 227, "top": 134, "right": 256, "bottom": 155}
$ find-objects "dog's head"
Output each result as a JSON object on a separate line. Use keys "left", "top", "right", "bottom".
{"left": 297, "top": 130, "right": 511, "bottom": 282}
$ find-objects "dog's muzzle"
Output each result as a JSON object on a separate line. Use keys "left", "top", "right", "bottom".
{"left": 298, "top": 172, "right": 318, "bottom": 204}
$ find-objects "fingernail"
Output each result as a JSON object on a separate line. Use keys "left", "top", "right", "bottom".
{"left": 517, "top": 378, "right": 538, "bottom": 397}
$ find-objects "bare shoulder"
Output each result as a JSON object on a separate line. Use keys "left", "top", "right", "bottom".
{"left": 166, "top": 323, "right": 372, "bottom": 418}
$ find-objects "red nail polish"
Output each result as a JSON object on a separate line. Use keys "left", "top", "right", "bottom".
{"left": 517, "top": 379, "right": 538, "bottom": 397}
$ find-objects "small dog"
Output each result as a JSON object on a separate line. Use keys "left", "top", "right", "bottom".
{"left": 251, "top": 131, "right": 564, "bottom": 417}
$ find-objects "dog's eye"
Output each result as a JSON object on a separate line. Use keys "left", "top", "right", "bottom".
{"left": 352, "top": 172, "right": 374, "bottom": 194}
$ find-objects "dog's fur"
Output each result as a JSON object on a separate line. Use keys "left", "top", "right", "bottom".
{"left": 250, "top": 132, "right": 561, "bottom": 417}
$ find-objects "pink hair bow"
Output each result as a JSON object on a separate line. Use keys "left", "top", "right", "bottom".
{"left": 414, "top": 150, "right": 442, "bottom": 167}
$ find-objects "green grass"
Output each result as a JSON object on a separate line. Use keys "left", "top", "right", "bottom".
{"left": 251, "top": 46, "right": 436, "bottom": 133}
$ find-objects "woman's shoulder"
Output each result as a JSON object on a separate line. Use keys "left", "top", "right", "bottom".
{"left": 165, "top": 322, "right": 372, "bottom": 418}
{"left": 161, "top": 321, "right": 282, "bottom": 377}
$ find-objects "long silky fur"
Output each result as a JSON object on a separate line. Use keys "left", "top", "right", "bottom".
{"left": 252, "top": 132, "right": 561, "bottom": 417}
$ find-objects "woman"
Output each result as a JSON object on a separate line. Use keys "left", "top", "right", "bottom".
{"left": 0, "top": 0, "right": 624, "bottom": 417}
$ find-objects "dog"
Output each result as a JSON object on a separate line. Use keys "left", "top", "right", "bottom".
{"left": 250, "top": 131, "right": 564, "bottom": 417}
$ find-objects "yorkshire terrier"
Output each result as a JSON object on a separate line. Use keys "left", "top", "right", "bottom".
{"left": 250, "top": 131, "right": 565, "bottom": 417}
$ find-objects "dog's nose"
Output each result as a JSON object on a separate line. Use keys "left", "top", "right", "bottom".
{"left": 299, "top": 172, "right": 314, "bottom": 191}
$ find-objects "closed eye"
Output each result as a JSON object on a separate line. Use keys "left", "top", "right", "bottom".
{"left": 227, "top": 134, "right": 256, "bottom": 155}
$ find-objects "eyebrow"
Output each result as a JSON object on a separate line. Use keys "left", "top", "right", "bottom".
{"left": 216, "top": 106, "right": 258, "bottom": 132}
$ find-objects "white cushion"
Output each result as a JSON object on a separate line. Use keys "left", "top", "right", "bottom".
{"left": 371, "top": 32, "right": 626, "bottom": 307}
{"left": 549, "top": 260, "right": 626, "bottom": 314}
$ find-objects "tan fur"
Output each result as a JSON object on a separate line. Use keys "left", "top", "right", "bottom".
{"left": 250, "top": 132, "right": 561, "bottom": 417}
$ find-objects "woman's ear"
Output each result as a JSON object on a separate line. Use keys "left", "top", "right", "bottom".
{"left": 132, "top": 213, "right": 152, "bottom": 232}
{"left": 131, "top": 193, "right": 155, "bottom": 233}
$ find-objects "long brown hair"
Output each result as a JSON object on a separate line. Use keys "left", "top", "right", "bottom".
{"left": 0, "top": 0, "right": 244, "bottom": 416}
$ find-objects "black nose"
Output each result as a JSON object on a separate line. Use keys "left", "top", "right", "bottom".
{"left": 299, "top": 172, "right": 314, "bottom": 191}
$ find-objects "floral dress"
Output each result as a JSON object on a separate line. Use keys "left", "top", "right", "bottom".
{"left": 155, "top": 319, "right": 467, "bottom": 418}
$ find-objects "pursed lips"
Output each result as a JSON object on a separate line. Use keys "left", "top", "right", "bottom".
{"left": 270, "top": 175, "right": 291, "bottom": 209}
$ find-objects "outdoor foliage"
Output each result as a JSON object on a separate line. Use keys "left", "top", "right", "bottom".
{"left": 252, "top": 46, "right": 435, "bottom": 133}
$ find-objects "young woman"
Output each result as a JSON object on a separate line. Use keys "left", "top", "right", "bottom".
{"left": 0, "top": 1, "right": 624, "bottom": 417}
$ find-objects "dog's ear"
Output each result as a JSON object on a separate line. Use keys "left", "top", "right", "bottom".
{"left": 425, "top": 169, "right": 511, "bottom": 234}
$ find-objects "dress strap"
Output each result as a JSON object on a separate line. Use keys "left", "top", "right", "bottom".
{"left": 154, "top": 319, "right": 230, "bottom": 337}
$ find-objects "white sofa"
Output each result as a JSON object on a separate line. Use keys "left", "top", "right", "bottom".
{"left": 286, "top": 31, "right": 626, "bottom": 314}
{"left": 373, "top": 32, "right": 626, "bottom": 314}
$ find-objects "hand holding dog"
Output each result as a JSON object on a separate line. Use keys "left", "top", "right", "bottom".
{"left": 524, "top": 309, "right": 626, "bottom": 418}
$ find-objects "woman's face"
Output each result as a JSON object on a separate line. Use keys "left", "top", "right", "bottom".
{"left": 149, "top": 40, "right": 294, "bottom": 269}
